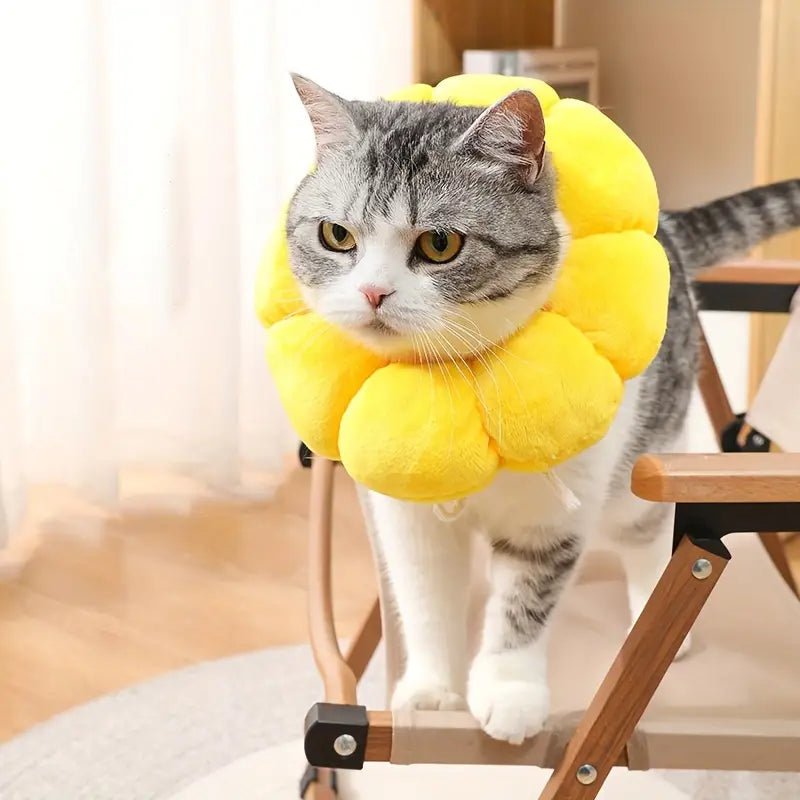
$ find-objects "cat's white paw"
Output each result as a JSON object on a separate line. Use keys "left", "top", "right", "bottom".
{"left": 467, "top": 653, "right": 550, "bottom": 745}
{"left": 391, "top": 673, "right": 466, "bottom": 712}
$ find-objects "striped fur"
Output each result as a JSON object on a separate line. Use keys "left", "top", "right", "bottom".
{"left": 659, "top": 180, "right": 800, "bottom": 273}
{"left": 491, "top": 534, "right": 580, "bottom": 649}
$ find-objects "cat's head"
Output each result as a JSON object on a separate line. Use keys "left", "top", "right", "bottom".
{"left": 286, "top": 75, "right": 568, "bottom": 361}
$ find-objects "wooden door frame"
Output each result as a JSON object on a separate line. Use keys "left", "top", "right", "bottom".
{"left": 750, "top": 0, "right": 800, "bottom": 397}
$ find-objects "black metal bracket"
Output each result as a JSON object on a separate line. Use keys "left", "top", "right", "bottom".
{"left": 674, "top": 502, "right": 800, "bottom": 553}
{"left": 695, "top": 281, "right": 798, "bottom": 313}
{"left": 721, "top": 413, "right": 771, "bottom": 453}
{"left": 299, "top": 763, "right": 338, "bottom": 798}
{"left": 304, "top": 702, "right": 369, "bottom": 771}
{"left": 299, "top": 441, "right": 314, "bottom": 469}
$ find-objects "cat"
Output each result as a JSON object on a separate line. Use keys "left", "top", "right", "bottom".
{"left": 285, "top": 74, "right": 800, "bottom": 744}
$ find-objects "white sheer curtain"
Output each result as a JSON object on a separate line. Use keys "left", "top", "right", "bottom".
{"left": 0, "top": 0, "right": 412, "bottom": 549}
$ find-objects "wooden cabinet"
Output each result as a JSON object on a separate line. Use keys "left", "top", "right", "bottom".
{"left": 412, "top": 0, "right": 554, "bottom": 85}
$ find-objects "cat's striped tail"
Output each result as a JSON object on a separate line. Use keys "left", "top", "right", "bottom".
{"left": 657, "top": 179, "right": 800, "bottom": 274}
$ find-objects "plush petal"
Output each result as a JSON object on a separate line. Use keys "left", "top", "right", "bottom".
{"left": 474, "top": 312, "right": 623, "bottom": 470}
{"left": 547, "top": 231, "right": 670, "bottom": 378}
{"left": 255, "top": 207, "right": 304, "bottom": 327}
{"left": 546, "top": 100, "right": 659, "bottom": 238}
{"left": 432, "top": 73, "right": 560, "bottom": 114}
{"left": 339, "top": 362, "right": 498, "bottom": 502}
{"left": 265, "top": 314, "right": 385, "bottom": 459}
{"left": 384, "top": 83, "right": 434, "bottom": 102}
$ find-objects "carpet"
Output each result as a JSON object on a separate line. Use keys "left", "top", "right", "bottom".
{"left": 1, "top": 644, "right": 798, "bottom": 799}
{"left": 168, "top": 739, "right": 687, "bottom": 799}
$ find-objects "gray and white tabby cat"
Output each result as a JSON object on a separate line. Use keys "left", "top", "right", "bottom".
{"left": 285, "top": 74, "right": 800, "bottom": 744}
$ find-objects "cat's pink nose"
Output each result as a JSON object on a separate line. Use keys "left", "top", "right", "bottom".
{"left": 360, "top": 285, "right": 394, "bottom": 310}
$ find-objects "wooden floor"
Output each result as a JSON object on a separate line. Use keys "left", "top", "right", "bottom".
{"left": 0, "top": 466, "right": 798, "bottom": 742}
{"left": 0, "top": 467, "right": 375, "bottom": 741}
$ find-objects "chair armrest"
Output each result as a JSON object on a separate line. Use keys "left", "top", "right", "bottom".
{"left": 697, "top": 259, "right": 800, "bottom": 285}
{"left": 632, "top": 453, "right": 800, "bottom": 503}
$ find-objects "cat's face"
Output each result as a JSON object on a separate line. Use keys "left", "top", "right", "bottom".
{"left": 286, "top": 76, "right": 568, "bottom": 361}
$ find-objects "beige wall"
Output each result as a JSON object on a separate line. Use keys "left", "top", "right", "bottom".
{"left": 561, "top": 0, "right": 763, "bottom": 444}
{"left": 561, "top": 0, "right": 761, "bottom": 208}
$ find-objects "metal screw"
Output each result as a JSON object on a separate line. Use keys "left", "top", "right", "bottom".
{"left": 692, "top": 558, "right": 713, "bottom": 580}
{"left": 333, "top": 733, "right": 357, "bottom": 758}
{"left": 576, "top": 764, "right": 597, "bottom": 785}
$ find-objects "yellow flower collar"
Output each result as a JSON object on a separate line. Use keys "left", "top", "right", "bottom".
{"left": 256, "top": 75, "right": 669, "bottom": 503}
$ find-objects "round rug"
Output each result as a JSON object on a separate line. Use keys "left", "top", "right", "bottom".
{"left": 167, "top": 738, "right": 688, "bottom": 799}
{"left": 1, "top": 644, "right": 798, "bottom": 799}
{"left": 0, "top": 644, "right": 381, "bottom": 800}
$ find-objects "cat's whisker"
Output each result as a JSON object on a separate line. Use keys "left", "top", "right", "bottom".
{"left": 270, "top": 307, "right": 311, "bottom": 323}
{"left": 430, "top": 329, "right": 493, "bottom": 433}
{"left": 411, "top": 331, "right": 438, "bottom": 437}
{"left": 434, "top": 323, "right": 504, "bottom": 440}
{"left": 451, "top": 340, "right": 500, "bottom": 442}
{"left": 410, "top": 310, "right": 497, "bottom": 420}
{"left": 438, "top": 318, "right": 528, "bottom": 424}
{"left": 440, "top": 310, "right": 537, "bottom": 373}
{"left": 289, "top": 325, "right": 329, "bottom": 360}
{"left": 411, "top": 311, "right": 509, "bottom": 412}
{"left": 421, "top": 328, "right": 456, "bottom": 460}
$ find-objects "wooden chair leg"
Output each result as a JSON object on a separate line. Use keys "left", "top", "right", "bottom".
{"left": 758, "top": 531, "right": 799, "bottom": 595}
{"left": 308, "top": 457, "right": 358, "bottom": 705}
{"left": 697, "top": 326, "right": 734, "bottom": 439}
{"left": 301, "top": 766, "right": 338, "bottom": 799}
{"left": 345, "top": 598, "right": 382, "bottom": 681}
{"left": 537, "top": 535, "right": 730, "bottom": 800}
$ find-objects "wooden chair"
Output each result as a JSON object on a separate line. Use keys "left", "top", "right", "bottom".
{"left": 300, "top": 260, "right": 800, "bottom": 799}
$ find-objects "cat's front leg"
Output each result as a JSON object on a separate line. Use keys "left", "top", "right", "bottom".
{"left": 366, "top": 491, "right": 471, "bottom": 711}
{"left": 469, "top": 526, "right": 583, "bottom": 744}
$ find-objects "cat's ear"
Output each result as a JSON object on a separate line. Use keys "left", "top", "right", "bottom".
{"left": 290, "top": 73, "right": 357, "bottom": 154}
{"left": 454, "top": 90, "right": 546, "bottom": 186}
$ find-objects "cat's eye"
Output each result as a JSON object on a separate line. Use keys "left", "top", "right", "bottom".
{"left": 319, "top": 221, "right": 356, "bottom": 252}
{"left": 415, "top": 230, "right": 464, "bottom": 264}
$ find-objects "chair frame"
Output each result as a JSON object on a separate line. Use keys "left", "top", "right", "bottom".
{"left": 299, "top": 260, "right": 800, "bottom": 799}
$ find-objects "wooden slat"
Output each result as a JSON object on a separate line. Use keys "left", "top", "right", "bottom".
{"left": 366, "top": 710, "right": 394, "bottom": 761}
{"left": 359, "top": 708, "right": 800, "bottom": 772}
{"left": 632, "top": 453, "right": 800, "bottom": 503}
{"left": 640, "top": 717, "right": 800, "bottom": 772}
{"left": 698, "top": 260, "right": 800, "bottom": 285}
{"left": 362, "top": 709, "right": 628, "bottom": 767}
